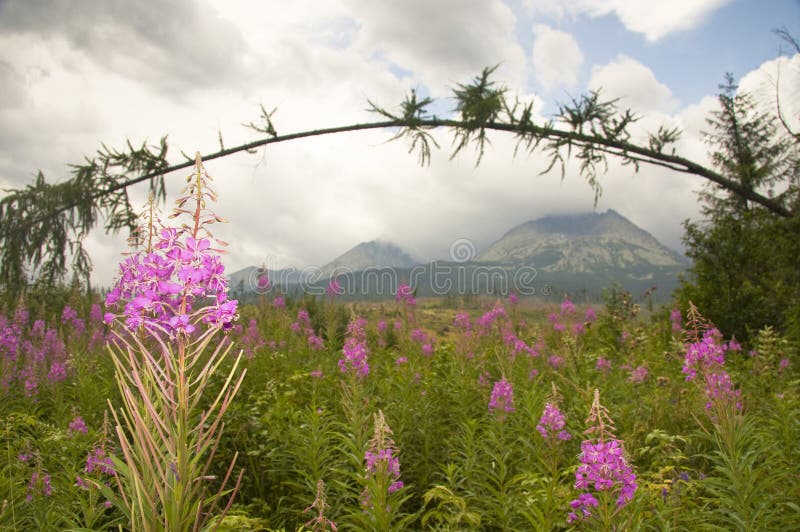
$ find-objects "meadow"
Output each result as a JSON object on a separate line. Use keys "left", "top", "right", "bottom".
{"left": 1, "top": 158, "right": 798, "bottom": 531}
{"left": 1, "top": 283, "right": 798, "bottom": 530}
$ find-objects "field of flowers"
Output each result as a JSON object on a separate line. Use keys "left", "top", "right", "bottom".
{"left": 1, "top": 158, "right": 798, "bottom": 531}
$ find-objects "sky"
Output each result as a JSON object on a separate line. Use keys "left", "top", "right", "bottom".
{"left": 0, "top": 0, "right": 798, "bottom": 285}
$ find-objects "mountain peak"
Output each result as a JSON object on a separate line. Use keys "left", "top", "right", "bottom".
{"left": 477, "top": 210, "right": 686, "bottom": 271}
{"left": 320, "top": 239, "right": 417, "bottom": 275}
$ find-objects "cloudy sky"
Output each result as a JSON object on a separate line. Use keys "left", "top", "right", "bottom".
{"left": 1, "top": 0, "right": 798, "bottom": 284}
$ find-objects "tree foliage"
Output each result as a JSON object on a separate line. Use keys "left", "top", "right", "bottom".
{"left": 679, "top": 75, "right": 800, "bottom": 343}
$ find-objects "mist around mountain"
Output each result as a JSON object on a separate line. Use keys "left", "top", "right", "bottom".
{"left": 319, "top": 240, "right": 418, "bottom": 277}
{"left": 228, "top": 210, "right": 689, "bottom": 302}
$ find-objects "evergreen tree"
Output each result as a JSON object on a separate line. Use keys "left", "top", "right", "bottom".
{"left": 679, "top": 75, "right": 800, "bottom": 343}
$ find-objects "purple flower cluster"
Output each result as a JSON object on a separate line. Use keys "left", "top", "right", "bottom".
{"left": 682, "top": 329, "right": 726, "bottom": 381}
{"left": 670, "top": 308, "right": 682, "bottom": 332}
{"left": 549, "top": 313, "right": 565, "bottom": 332}
{"left": 26, "top": 471, "right": 52, "bottom": 502}
{"left": 395, "top": 284, "right": 416, "bottom": 306}
{"left": 704, "top": 370, "right": 742, "bottom": 411}
{"left": 475, "top": 305, "right": 507, "bottom": 333}
{"left": 683, "top": 329, "right": 742, "bottom": 412}
{"left": 239, "top": 318, "right": 266, "bottom": 359}
{"left": 104, "top": 230, "right": 237, "bottom": 336}
{"left": 568, "top": 439, "right": 637, "bottom": 523}
{"left": 1, "top": 310, "right": 69, "bottom": 396}
{"left": 86, "top": 446, "right": 115, "bottom": 476}
{"left": 489, "top": 378, "right": 515, "bottom": 416}
{"left": 561, "top": 298, "right": 576, "bottom": 315}
{"left": 339, "top": 317, "right": 369, "bottom": 378}
{"left": 410, "top": 328, "right": 428, "bottom": 343}
{"left": 363, "top": 411, "right": 404, "bottom": 508}
{"left": 502, "top": 329, "right": 537, "bottom": 359}
{"left": 536, "top": 402, "right": 571, "bottom": 441}
{"left": 365, "top": 448, "right": 404, "bottom": 494}
{"left": 326, "top": 278, "right": 343, "bottom": 296}
{"left": 291, "top": 309, "right": 325, "bottom": 351}
{"left": 256, "top": 270, "right": 271, "bottom": 291}
{"left": 629, "top": 365, "right": 649, "bottom": 383}
{"left": 596, "top": 357, "right": 612, "bottom": 373}
{"left": 454, "top": 312, "right": 471, "bottom": 330}
{"left": 68, "top": 416, "right": 88, "bottom": 435}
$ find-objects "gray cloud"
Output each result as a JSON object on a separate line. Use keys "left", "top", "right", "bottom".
{"left": 346, "top": 0, "right": 527, "bottom": 96}
{"left": 0, "top": 0, "right": 252, "bottom": 95}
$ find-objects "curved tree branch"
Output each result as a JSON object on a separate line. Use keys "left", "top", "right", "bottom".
{"left": 1, "top": 68, "right": 795, "bottom": 295}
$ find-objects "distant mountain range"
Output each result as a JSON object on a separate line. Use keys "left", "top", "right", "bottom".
{"left": 228, "top": 210, "right": 689, "bottom": 301}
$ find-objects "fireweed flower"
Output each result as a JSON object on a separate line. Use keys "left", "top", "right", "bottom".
{"left": 395, "top": 284, "right": 416, "bottom": 306}
{"left": 68, "top": 416, "right": 88, "bottom": 435}
{"left": 61, "top": 305, "right": 78, "bottom": 324}
{"left": 256, "top": 272, "right": 271, "bottom": 291}
{"left": 596, "top": 357, "right": 612, "bottom": 373}
{"left": 475, "top": 305, "right": 507, "bottom": 333}
{"left": 26, "top": 471, "right": 53, "bottom": 502}
{"left": 103, "top": 184, "right": 238, "bottom": 337}
{"left": 670, "top": 308, "right": 682, "bottom": 332}
{"left": 339, "top": 316, "right": 369, "bottom": 378}
{"left": 682, "top": 329, "right": 727, "bottom": 381}
{"left": 629, "top": 366, "right": 648, "bottom": 384}
{"left": 568, "top": 390, "right": 637, "bottom": 525}
{"left": 489, "top": 378, "right": 515, "bottom": 417}
{"left": 561, "top": 298, "right": 576, "bottom": 316}
{"left": 104, "top": 229, "right": 237, "bottom": 336}
{"left": 502, "top": 329, "right": 537, "bottom": 359}
{"left": 363, "top": 410, "right": 404, "bottom": 505}
{"left": 704, "top": 370, "right": 742, "bottom": 411}
{"left": 682, "top": 326, "right": 742, "bottom": 412}
{"left": 240, "top": 318, "right": 265, "bottom": 359}
{"left": 585, "top": 307, "right": 597, "bottom": 323}
{"left": 454, "top": 312, "right": 471, "bottom": 330}
{"left": 537, "top": 402, "right": 571, "bottom": 441}
{"left": 303, "top": 479, "right": 338, "bottom": 532}
{"left": 410, "top": 328, "right": 428, "bottom": 343}
{"left": 326, "top": 277, "right": 343, "bottom": 296}
{"left": 86, "top": 446, "right": 115, "bottom": 476}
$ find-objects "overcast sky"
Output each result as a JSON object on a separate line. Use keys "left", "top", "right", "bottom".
{"left": 1, "top": 0, "right": 798, "bottom": 285}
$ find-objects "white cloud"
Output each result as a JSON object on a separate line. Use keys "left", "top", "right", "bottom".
{"left": 738, "top": 53, "right": 800, "bottom": 133}
{"left": 346, "top": 0, "right": 527, "bottom": 97}
{"left": 531, "top": 25, "right": 583, "bottom": 90}
{"left": 588, "top": 54, "right": 678, "bottom": 113}
{"left": 525, "top": 0, "right": 732, "bottom": 41}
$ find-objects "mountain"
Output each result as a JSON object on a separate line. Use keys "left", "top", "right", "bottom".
{"left": 476, "top": 209, "right": 687, "bottom": 272}
{"left": 320, "top": 240, "right": 417, "bottom": 276}
{"left": 227, "top": 212, "right": 689, "bottom": 302}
